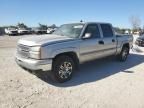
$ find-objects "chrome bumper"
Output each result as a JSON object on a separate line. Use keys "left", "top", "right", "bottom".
{"left": 15, "top": 56, "right": 52, "bottom": 71}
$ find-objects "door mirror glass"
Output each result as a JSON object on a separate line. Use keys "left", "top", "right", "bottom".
{"left": 83, "top": 33, "right": 91, "bottom": 39}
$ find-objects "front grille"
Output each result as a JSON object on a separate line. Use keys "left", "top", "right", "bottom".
{"left": 17, "top": 44, "right": 30, "bottom": 58}
{"left": 21, "top": 31, "right": 28, "bottom": 33}
{"left": 11, "top": 31, "right": 17, "bottom": 34}
{"left": 18, "top": 44, "right": 30, "bottom": 51}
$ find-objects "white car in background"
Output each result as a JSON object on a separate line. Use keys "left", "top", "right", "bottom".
{"left": 18, "top": 28, "right": 31, "bottom": 35}
{"left": 47, "top": 28, "right": 55, "bottom": 34}
{"left": 5, "top": 27, "right": 18, "bottom": 36}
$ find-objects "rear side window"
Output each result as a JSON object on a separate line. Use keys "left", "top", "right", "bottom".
{"left": 100, "top": 24, "right": 113, "bottom": 37}
{"left": 84, "top": 24, "right": 100, "bottom": 38}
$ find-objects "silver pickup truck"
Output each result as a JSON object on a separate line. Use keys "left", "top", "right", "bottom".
{"left": 16, "top": 22, "right": 133, "bottom": 82}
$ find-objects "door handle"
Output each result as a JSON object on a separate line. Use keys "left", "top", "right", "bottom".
{"left": 112, "top": 39, "right": 115, "bottom": 42}
{"left": 99, "top": 40, "right": 104, "bottom": 45}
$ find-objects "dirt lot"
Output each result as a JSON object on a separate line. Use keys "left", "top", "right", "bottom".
{"left": 0, "top": 35, "right": 144, "bottom": 108}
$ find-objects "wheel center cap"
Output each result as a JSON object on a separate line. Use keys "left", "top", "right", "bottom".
{"left": 65, "top": 68, "right": 69, "bottom": 72}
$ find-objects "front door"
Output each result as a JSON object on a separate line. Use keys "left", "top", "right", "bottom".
{"left": 79, "top": 24, "right": 104, "bottom": 62}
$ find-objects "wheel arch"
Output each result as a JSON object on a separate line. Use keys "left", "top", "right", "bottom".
{"left": 52, "top": 51, "right": 79, "bottom": 69}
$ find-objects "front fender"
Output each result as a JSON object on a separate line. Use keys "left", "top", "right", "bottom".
{"left": 50, "top": 47, "right": 79, "bottom": 58}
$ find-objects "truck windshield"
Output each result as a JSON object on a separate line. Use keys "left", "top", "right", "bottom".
{"left": 53, "top": 24, "right": 84, "bottom": 38}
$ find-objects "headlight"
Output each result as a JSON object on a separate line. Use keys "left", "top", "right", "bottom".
{"left": 29, "top": 46, "right": 41, "bottom": 59}
{"left": 30, "top": 46, "right": 41, "bottom": 52}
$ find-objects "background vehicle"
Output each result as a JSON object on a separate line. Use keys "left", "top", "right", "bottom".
{"left": 33, "top": 27, "right": 47, "bottom": 34}
{"left": 5, "top": 27, "right": 18, "bottom": 36}
{"left": 47, "top": 28, "right": 55, "bottom": 34}
{"left": 18, "top": 27, "right": 31, "bottom": 35}
{"left": 33, "top": 24, "right": 48, "bottom": 34}
{"left": 133, "top": 34, "right": 144, "bottom": 52}
{"left": 15, "top": 22, "right": 133, "bottom": 83}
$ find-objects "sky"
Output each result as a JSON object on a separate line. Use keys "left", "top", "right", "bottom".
{"left": 0, "top": 0, "right": 144, "bottom": 28}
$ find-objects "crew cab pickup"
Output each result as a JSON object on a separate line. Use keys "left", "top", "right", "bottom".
{"left": 15, "top": 22, "right": 133, "bottom": 82}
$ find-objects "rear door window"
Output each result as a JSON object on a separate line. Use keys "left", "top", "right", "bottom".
{"left": 100, "top": 24, "right": 114, "bottom": 37}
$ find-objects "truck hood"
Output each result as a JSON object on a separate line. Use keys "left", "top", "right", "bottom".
{"left": 18, "top": 34, "right": 74, "bottom": 46}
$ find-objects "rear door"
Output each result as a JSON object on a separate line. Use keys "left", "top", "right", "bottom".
{"left": 100, "top": 24, "right": 117, "bottom": 56}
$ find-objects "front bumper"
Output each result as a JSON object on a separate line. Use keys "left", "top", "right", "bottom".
{"left": 9, "top": 31, "right": 18, "bottom": 35}
{"left": 15, "top": 56, "right": 52, "bottom": 71}
{"left": 18, "top": 31, "right": 29, "bottom": 34}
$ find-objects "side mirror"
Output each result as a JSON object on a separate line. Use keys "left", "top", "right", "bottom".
{"left": 82, "top": 33, "right": 91, "bottom": 39}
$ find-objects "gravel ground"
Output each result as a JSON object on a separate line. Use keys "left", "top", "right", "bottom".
{"left": 0, "top": 35, "right": 144, "bottom": 108}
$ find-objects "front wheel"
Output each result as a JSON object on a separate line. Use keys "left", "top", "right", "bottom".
{"left": 118, "top": 46, "right": 129, "bottom": 62}
{"left": 52, "top": 56, "right": 75, "bottom": 83}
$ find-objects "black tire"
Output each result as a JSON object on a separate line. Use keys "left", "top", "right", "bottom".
{"left": 118, "top": 46, "right": 129, "bottom": 62}
{"left": 52, "top": 55, "right": 75, "bottom": 83}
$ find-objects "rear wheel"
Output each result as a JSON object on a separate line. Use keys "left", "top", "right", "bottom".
{"left": 118, "top": 46, "right": 129, "bottom": 62}
{"left": 52, "top": 56, "right": 75, "bottom": 83}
